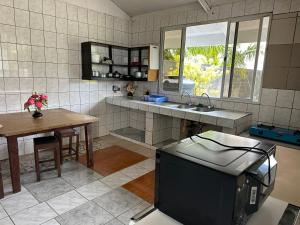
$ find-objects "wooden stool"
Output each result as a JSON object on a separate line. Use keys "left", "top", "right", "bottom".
{"left": 34, "top": 136, "right": 61, "bottom": 182}
{"left": 54, "top": 128, "right": 80, "bottom": 164}
{"left": 0, "top": 162, "right": 4, "bottom": 199}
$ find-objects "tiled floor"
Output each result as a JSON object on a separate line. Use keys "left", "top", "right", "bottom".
{"left": 1, "top": 134, "right": 300, "bottom": 225}
{"left": 0, "top": 135, "right": 156, "bottom": 225}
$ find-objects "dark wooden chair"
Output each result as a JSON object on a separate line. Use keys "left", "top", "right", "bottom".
{"left": 0, "top": 161, "right": 4, "bottom": 199}
{"left": 54, "top": 128, "right": 80, "bottom": 164}
{"left": 34, "top": 136, "right": 61, "bottom": 182}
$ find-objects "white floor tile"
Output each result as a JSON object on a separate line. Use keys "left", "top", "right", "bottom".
{"left": 0, "top": 191, "right": 39, "bottom": 215}
{"left": 120, "top": 164, "right": 153, "bottom": 179}
{"left": 0, "top": 217, "right": 14, "bottom": 225}
{"left": 10, "top": 202, "right": 57, "bottom": 225}
{"left": 136, "top": 159, "right": 155, "bottom": 170}
{"left": 76, "top": 181, "right": 111, "bottom": 200}
{"left": 100, "top": 172, "right": 133, "bottom": 189}
{"left": 0, "top": 204, "right": 8, "bottom": 220}
{"left": 41, "top": 219, "right": 61, "bottom": 225}
{"left": 47, "top": 190, "right": 88, "bottom": 215}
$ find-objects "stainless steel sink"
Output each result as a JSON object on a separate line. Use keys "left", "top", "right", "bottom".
{"left": 168, "top": 104, "right": 195, "bottom": 109}
{"left": 192, "top": 106, "right": 215, "bottom": 112}
{"left": 177, "top": 104, "right": 195, "bottom": 109}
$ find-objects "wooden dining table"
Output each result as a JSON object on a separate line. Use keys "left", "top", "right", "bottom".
{"left": 0, "top": 108, "right": 98, "bottom": 193}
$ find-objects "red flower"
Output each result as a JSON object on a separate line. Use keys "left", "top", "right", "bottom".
{"left": 27, "top": 98, "right": 35, "bottom": 105}
{"left": 40, "top": 94, "right": 48, "bottom": 100}
{"left": 35, "top": 101, "right": 43, "bottom": 109}
{"left": 31, "top": 93, "right": 39, "bottom": 98}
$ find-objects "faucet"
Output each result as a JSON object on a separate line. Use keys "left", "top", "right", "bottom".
{"left": 181, "top": 91, "right": 193, "bottom": 106}
{"left": 200, "top": 93, "right": 214, "bottom": 109}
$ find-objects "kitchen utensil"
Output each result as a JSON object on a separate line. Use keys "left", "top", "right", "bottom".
{"left": 134, "top": 71, "right": 142, "bottom": 78}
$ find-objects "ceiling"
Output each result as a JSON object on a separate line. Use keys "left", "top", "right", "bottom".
{"left": 111, "top": 0, "right": 241, "bottom": 16}
{"left": 111, "top": 0, "right": 197, "bottom": 16}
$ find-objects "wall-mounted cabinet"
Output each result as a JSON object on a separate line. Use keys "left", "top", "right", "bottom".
{"left": 81, "top": 42, "right": 159, "bottom": 82}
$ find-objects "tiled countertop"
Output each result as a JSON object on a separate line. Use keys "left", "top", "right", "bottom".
{"left": 106, "top": 96, "right": 252, "bottom": 129}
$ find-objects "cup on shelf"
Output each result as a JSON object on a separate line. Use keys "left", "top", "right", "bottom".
{"left": 92, "top": 54, "right": 101, "bottom": 63}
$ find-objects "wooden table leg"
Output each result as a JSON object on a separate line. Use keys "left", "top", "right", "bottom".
{"left": 84, "top": 123, "right": 94, "bottom": 167}
{"left": 7, "top": 136, "right": 21, "bottom": 193}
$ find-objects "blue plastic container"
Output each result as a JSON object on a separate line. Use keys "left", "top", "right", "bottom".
{"left": 249, "top": 124, "right": 300, "bottom": 146}
{"left": 144, "top": 95, "right": 168, "bottom": 103}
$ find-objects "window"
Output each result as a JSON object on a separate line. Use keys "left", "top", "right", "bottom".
{"left": 162, "top": 30, "right": 183, "bottom": 92}
{"left": 160, "top": 15, "right": 270, "bottom": 102}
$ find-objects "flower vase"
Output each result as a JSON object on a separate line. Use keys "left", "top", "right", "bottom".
{"left": 32, "top": 110, "right": 43, "bottom": 118}
{"left": 127, "top": 92, "right": 133, "bottom": 99}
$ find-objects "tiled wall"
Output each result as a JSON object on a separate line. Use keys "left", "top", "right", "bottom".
{"left": 130, "top": 1, "right": 300, "bottom": 131}
{"left": 0, "top": 0, "right": 131, "bottom": 159}
{"left": 263, "top": 13, "right": 300, "bottom": 90}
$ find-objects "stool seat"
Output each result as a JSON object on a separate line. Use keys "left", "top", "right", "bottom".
{"left": 55, "top": 128, "right": 80, "bottom": 164}
{"left": 34, "top": 136, "right": 61, "bottom": 181}
{"left": 34, "top": 136, "right": 58, "bottom": 146}
{"left": 55, "top": 128, "right": 79, "bottom": 137}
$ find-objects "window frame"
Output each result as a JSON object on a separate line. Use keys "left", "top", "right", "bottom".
{"left": 159, "top": 13, "right": 272, "bottom": 103}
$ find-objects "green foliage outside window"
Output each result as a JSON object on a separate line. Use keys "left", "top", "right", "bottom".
{"left": 163, "top": 44, "right": 257, "bottom": 96}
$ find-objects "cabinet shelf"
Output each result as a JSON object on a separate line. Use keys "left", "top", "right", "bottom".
{"left": 92, "top": 63, "right": 128, "bottom": 67}
{"left": 81, "top": 42, "right": 159, "bottom": 82}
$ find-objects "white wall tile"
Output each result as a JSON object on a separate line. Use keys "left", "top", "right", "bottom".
{"left": 29, "top": 0, "right": 42, "bottom": 13}
{"left": 46, "top": 78, "right": 58, "bottom": 92}
{"left": 3, "top": 61, "right": 18, "bottom": 77}
{"left": 20, "top": 78, "right": 33, "bottom": 92}
{"left": 43, "top": 15, "right": 56, "bottom": 32}
{"left": 2, "top": 43, "right": 17, "bottom": 60}
{"left": 245, "top": 0, "right": 260, "bottom": 15}
{"left": 31, "top": 29, "right": 44, "bottom": 46}
{"left": 0, "top": 24, "right": 16, "bottom": 43}
{"left": 273, "top": 107, "right": 292, "bottom": 126}
{"left": 31, "top": 46, "right": 45, "bottom": 62}
{"left": 293, "top": 91, "right": 300, "bottom": 109}
{"left": 0, "top": 5, "right": 15, "bottom": 25}
{"left": 55, "top": 1, "right": 67, "bottom": 18}
{"left": 4, "top": 77, "right": 20, "bottom": 92}
{"left": 34, "top": 77, "right": 46, "bottom": 92}
{"left": 0, "top": 0, "right": 13, "bottom": 7}
{"left": 88, "top": 9, "right": 97, "bottom": 25}
{"left": 67, "top": 4, "right": 78, "bottom": 21}
{"left": 15, "top": 9, "right": 30, "bottom": 27}
{"left": 274, "top": 0, "right": 292, "bottom": 14}
{"left": 14, "top": 0, "right": 28, "bottom": 10}
{"left": 5, "top": 94, "right": 21, "bottom": 111}
{"left": 260, "top": 88, "right": 278, "bottom": 106}
{"left": 56, "top": 18, "right": 68, "bottom": 34}
{"left": 43, "top": 0, "right": 55, "bottom": 16}
{"left": 260, "top": 0, "right": 275, "bottom": 12}
{"left": 290, "top": 109, "right": 300, "bottom": 128}
{"left": 78, "top": 7, "right": 87, "bottom": 23}
{"left": 19, "top": 61, "right": 32, "bottom": 77}
{"left": 30, "top": 12, "right": 43, "bottom": 30}
{"left": 32, "top": 62, "right": 45, "bottom": 77}
{"left": 259, "top": 105, "right": 275, "bottom": 123}
{"left": 16, "top": 27, "right": 31, "bottom": 45}
{"left": 276, "top": 90, "right": 295, "bottom": 108}
{"left": 17, "top": 44, "right": 32, "bottom": 61}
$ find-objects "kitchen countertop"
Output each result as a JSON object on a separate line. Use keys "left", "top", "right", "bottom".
{"left": 106, "top": 96, "right": 252, "bottom": 130}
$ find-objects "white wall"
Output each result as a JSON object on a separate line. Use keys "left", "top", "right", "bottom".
{"left": 0, "top": 0, "right": 131, "bottom": 159}
{"left": 63, "top": 0, "right": 130, "bottom": 19}
{"left": 129, "top": 0, "right": 300, "bottom": 131}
